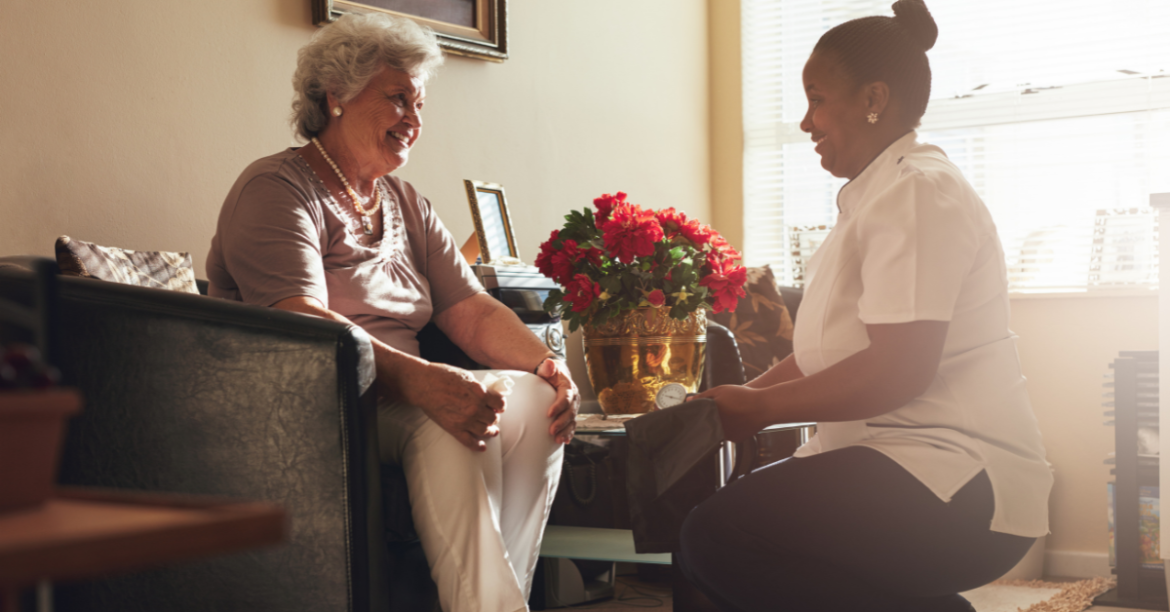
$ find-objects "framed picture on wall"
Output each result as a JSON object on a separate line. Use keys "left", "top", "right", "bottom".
{"left": 463, "top": 180, "right": 520, "bottom": 265}
{"left": 312, "top": 0, "right": 508, "bottom": 62}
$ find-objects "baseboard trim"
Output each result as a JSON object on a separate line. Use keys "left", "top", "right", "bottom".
{"left": 1045, "top": 550, "right": 1113, "bottom": 579}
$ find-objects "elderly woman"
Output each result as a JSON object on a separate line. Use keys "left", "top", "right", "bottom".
{"left": 679, "top": 2, "right": 1051, "bottom": 611}
{"left": 206, "top": 13, "right": 577, "bottom": 612}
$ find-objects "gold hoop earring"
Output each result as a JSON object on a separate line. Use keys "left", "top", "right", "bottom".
{"left": 867, "top": 113, "right": 879, "bottom": 124}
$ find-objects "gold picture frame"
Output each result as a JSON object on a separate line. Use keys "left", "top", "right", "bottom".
{"left": 312, "top": 0, "right": 508, "bottom": 62}
{"left": 464, "top": 180, "right": 519, "bottom": 265}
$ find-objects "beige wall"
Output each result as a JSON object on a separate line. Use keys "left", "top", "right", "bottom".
{"left": 0, "top": 0, "right": 710, "bottom": 273}
{"left": 1013, "top": 294, "right": 1159, "bottom": 563}
{"left": 707, "top": 0, "right": 744, "bottom": 251}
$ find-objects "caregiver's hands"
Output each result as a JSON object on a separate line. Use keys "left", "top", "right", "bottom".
{"left": 694, "top": 384, "right": 766, "bottom": 444}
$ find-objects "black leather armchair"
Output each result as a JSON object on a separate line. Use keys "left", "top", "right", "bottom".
{"left": 0, "top": 256, "right": 752, "bottom": 612}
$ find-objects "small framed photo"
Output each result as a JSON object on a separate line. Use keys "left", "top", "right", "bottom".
{"left": 312, "top": 0, "right": 508, "bottom": 62}
{"left": 464, "top": 180, "right": 520, "bottom": 265}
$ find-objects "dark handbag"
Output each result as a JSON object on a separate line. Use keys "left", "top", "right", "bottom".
{"left": 623, "top": 398, "right": 755, "bottom": 554}
{"left": 550, "top": 438, "right": 618, "bottom": 529}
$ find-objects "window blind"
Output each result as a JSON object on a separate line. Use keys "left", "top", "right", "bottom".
{"left": 741, "top": 0, "right": 1169, "bottom": 292}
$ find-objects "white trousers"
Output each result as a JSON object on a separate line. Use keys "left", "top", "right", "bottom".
{"left": 378, "top": 371, "right": 563, "bottom": 612}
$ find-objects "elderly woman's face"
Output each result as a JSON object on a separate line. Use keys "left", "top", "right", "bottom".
{"left": 335, "top": 67, "right": 425, "bottom": 176}
{"left": 799, "top": 52, "right": 874, "bottom": 180}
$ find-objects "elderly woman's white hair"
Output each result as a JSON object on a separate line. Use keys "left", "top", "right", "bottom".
{"left": 291, "top": 13, "right": 444, "bottom": 141}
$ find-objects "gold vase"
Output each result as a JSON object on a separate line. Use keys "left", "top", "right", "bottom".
{"left": 582, "top": 308, "right": 707, "bottom": 415}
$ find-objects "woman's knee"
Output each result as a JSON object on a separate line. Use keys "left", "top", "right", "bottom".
{"left": 498, "top": 372, "right": 556, "bottom": 426}
{"left": 490, "top": 371, "right": 561, "bottom": 458}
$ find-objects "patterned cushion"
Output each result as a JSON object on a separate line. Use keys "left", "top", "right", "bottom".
{"left": 54, "top": 235, "right": 198, "bottom": 294}
{"left": 709, "top": 265, "right": 794, "bottom": 380}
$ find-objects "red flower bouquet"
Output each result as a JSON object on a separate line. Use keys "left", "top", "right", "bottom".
{"left": 536, "top": 192, "right": 747, "bottom": 331}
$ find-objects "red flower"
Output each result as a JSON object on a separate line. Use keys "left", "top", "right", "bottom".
{"left": 600, "top": 203, "right": 664, "bottom": 264}
{"left": 679, "top": 220, "right": 713, "bottom": 247}
{"left": 548, "top": 240, "right": 579, "bottom": 285}
{"left": 699, "top": 257, "right": 747, "bottom": 314}
{"left": 582, "top": 247, "right": 603, "bottom": 267}
{"left": 708, "top": 234, "right": 741, "bottom": 261}
{"left": 547, "top": 240, "right": 605, "bottom": 285}
{"left": 535, "top": 230, "right": 560, "bottom": 279}
{"left": 593, "top": 192, "right": 628, "bottom": 225}
{"left": 655, "top": 207, "right": 689, "bottom": 239}
{"left": 564, "top": 274, "right": 601, "bottom": 313}
{"left": 646, "top": 289, "right": 666, "bottom": 307}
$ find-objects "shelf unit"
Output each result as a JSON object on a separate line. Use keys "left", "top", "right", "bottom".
{"left": 1097, "top": 351, "right": 1166, "bottom": 610}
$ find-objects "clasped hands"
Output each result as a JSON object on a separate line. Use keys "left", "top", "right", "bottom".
{"left": 399, "top": 359, "right": 579, "bottom": 452}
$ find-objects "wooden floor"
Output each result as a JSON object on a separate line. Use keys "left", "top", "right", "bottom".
{"left": 559, "top": 575, "right": 1149, "bottom": 612}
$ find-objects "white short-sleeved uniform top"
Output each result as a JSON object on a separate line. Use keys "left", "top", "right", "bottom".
{"left": 791, "top": 132, "right": 1052, "bottom": 537}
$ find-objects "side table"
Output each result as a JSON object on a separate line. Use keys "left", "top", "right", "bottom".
{"left": 0, "top": 487, "right": 285, "bottom": 612}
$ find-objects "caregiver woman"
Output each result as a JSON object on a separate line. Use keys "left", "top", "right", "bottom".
{"left": 678, "top": 2, "right": 1051, "bottom": 611}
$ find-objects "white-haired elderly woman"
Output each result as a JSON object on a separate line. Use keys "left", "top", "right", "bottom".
{"left": 206, "top": 13, "right": 578, "bottom": 612}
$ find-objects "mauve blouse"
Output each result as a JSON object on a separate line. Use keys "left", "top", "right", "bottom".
{"left": 206, "top": 148, "right": 484, "bottom": 356}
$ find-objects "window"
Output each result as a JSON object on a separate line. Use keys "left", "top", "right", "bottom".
{"left": 741, "top": 0, "right": 1169, "bottom": 293}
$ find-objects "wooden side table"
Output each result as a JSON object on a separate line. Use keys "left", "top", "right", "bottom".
{"left": 0, "top": 487, "right": 285, "bottom": 612}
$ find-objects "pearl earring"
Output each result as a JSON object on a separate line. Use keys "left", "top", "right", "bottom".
{"left": 332, "top": 107, "right": 343, "bottom": 117}
{"left": 867, "top": 112, "right": 879, "bottom": 124}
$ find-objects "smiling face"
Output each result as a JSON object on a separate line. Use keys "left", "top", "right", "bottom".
{"left": 800, "top": 52, "right": 883, "bottom": 180}
{"left": 328, "top": 66, "right": 425, "bottom": 179}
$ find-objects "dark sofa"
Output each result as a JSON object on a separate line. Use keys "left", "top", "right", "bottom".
{"left": 0, "top": 256, "right": 751, "bottom": 612}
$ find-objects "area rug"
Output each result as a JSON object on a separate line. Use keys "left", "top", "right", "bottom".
{"left": 570, "top": 575, "right": 1116, "bottom": 611}
{"left": 962, "top": 577, "right": 1116, "bottom": 612}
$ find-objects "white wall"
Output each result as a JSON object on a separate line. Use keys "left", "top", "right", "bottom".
{"left": 0, "top": 1, "right": 710, "bottom": 275}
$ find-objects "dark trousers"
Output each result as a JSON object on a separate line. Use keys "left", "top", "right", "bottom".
{"left": 677, "top": 446, "right": 1034, "bottom": 612}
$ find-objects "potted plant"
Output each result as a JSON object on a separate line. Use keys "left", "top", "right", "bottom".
{"left": 536, "top": 192, "right": 747, "bottom": 414}
{"left": 0, "top": 345, "right": 80, "bottom": 512}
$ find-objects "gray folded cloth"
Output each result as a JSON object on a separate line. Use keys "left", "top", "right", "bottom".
{"left": 623, "top": 399, "right": 728, "bottom": 554}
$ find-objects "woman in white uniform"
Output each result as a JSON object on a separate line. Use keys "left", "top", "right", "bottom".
{"left": 677, "top": 2, "right": 1052, "bottom": 610}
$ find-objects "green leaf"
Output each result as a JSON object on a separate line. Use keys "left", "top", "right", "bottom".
{"left": 621, "top": 272, "right": 638, "bottom": 292}
{"left": 599, "top": 275, "right": 622, "bottom": 294}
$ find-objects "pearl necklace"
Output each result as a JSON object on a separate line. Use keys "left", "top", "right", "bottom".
{"left": 311, "top": 137, "right": 382, "bottom": 235}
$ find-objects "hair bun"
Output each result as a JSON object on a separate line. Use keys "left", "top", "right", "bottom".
{"left": 891, "top": 0, "right": 938, "bottom": 51}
